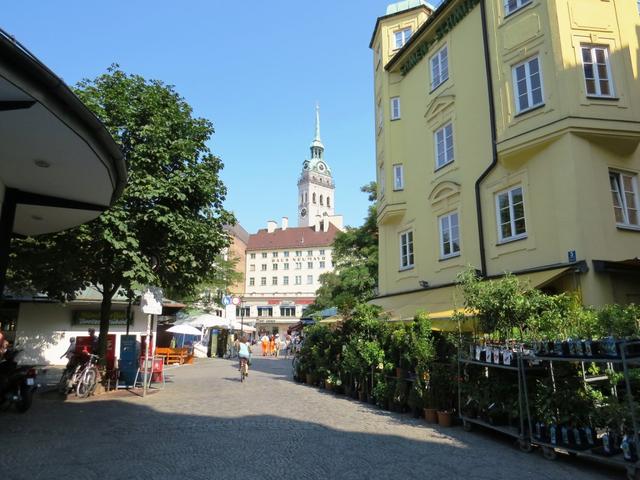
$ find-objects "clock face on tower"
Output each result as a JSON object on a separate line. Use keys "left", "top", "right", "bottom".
{"left": 300, "top": 208, "right": 307, "bottom": 218}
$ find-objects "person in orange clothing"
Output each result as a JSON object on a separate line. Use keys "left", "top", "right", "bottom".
{"left": 261, "top": 334, "right": 269, "bottom": 356}
{"left": 269, "top": 335, "right": 275, "bottom": 356}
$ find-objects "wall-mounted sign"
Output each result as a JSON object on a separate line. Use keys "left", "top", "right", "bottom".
{"left": 568, "top": 250, "right": 577, "bottom": 263}
{"left": 72, "top": 310, "right": 127, "bottom": 326}
{"left": 400, "top": 0, "right": 480, "bottom": 76}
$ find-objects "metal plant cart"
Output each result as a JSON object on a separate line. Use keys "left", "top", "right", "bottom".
{"left": 458, "top": 343, "right": 534, "bottom": 453}
{"left": 521, "top": 340, "right": 640, "bottom": 480}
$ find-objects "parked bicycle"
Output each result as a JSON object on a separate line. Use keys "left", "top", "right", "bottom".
{"left": 58, "top": 353, "right": 99, "bottom": 398}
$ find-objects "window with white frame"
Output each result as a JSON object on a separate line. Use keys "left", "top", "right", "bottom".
{"left": 261, "top": 264, "right": 267, "bottom": 271}
{"left": 430, "top": 46, "right": 449, "bottom": 90}
{"left": 319, "top": 249, "right": 325, "bottom": 255}
{"left": 272, "top": 263, "right": 278, "bottom": 271}
{"left": 284, "top": 251, "right": 290, "bottom": 257}
{"left": 394, "top": 27, "right": 412, "bottom": 50}
{"left": 504, "top": 0, "right": 532, "bottom": 16}
{"left": 390, "top": 97, "right": 401, "bottom": 120}
{"left": 307, "top": 262, "right": 313, "bottom": 269}
{"left": 295, "top": 250, "right": 302, "bottom": 257}
{"left": 249, "top": 264, "right": 255, "bottom": 272}
{"left": 496, "top": 186, "right": 527, "bottom": 242}
{"left": 272, "top": 252, "right": 278, "bottom": 257}
{"left": 610, "top": 171, "right": 639, "bottom": 228}
{"left": 295, "top": 275, "right": 302, "bottom": 285}
{"left": 261, "top": 252, "right": 267, "bottom": 258}
{"left": 280, "top": 307, "right": 296, "bottom": 317}
{"left": 257, "top": 307, "right": 273, "bottom": 317}
{"left": 272, "top": 276, "right": 278, "bottom": 286}
{"left": 399, "top": 230, "right": 414, "bottom": 269}
{"left": 283, "top": 276, "right": 289, "bottom": 285}
{"left": 295, "top": 262, "right": 302, "bottom": 270}
{"left": 581, "top": 46, "right": 614, "bottom": 98}
{"left": 393, "top": 164, "right": 404, "bottom": 190}
{"left": 260, "top": 277, "right": 267, "bottom": 286}
{"left": 439, "top": 212, "right": 460, "bottom": 259}
{"left": 435, "top": 123, "right": 454, "bottom": 169}
{"left": 319, "top": 261, "right": 326, "bottom": 269}
{"left": 249, "top": 277, "right": 255, "bottom": 286}
{"left": 306, "top": 275, "right": 313, "bottom": 285}
{"left": 250, "top": 253, "right": 256, "bottom": 259}
{"left": 513, "top": 56, "right": 543, "bottom": 113}
{"left": 307, "top": 250, "right": 313, "bottom": 256}
{"left": 284, "top": 263, "right": 289, "bottom": 270}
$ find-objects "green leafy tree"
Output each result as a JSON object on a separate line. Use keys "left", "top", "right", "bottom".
{"left": 7, "top": 66, "right": 234, "bottom": 359}
{"left": 307, "top": 182, "right": 378, "bottom": 316}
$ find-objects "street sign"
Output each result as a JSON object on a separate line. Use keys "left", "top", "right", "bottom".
{"left": 221, "top": 295, "right": 232, "bottom": 306}
{"left": 232, "top": 296, "right": 241, "bottom": 306}
{"left": 141, "top": 286, "right": 163, "bottom": 315}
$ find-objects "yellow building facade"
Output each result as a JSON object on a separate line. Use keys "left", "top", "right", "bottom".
{"left": 370, "top": 0, "right": 640, "bottom": 321}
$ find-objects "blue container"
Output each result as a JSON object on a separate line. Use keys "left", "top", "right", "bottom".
{"left": 119, "top": 335, "right": 140, "bottom": 386}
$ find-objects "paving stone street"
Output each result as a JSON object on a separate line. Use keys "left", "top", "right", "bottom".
{"left": 0, "top": 357, "right": 618, "bottom": 480}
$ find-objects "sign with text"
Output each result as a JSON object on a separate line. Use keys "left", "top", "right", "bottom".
{"left": 141, "top": 286, "right": 163, "bottom": 315}
{"left": 72, "top": 310, "right": 127, "bottom": 326}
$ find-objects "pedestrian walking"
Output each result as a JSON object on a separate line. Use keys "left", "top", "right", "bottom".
{"left": 269, "top": 335, "right": 275, "bottom": 357}
{"left": 261, "top": 334, "right": 269, "bottom": 357}
{"left": 274, "top": 334, "right": 281, "bottom": 358}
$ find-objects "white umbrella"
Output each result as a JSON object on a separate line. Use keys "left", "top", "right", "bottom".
{"left": 167, "top": 324, "right": 203, "bottom": 336}
{"left": 189, "top": 313, "right": 227, "bottom": 328}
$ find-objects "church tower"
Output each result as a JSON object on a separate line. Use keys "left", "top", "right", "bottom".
{"left": 297, "top": 105, "right": 335, "bottom": 227}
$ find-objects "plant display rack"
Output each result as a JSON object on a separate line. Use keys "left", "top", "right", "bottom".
{"left": 522, "top": 340, "right": 640, "bottom": 480}
{"left": 457, "top": 343, "right": 534, "bottom": 452}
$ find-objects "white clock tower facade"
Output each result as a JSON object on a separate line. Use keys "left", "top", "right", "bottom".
{"left": 297, "top": 106, "right": 335, "bottom": 227}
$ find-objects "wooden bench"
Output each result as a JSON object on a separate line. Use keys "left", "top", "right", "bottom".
{"left": 155, "top": 347, "right": 189, "bottom": 365}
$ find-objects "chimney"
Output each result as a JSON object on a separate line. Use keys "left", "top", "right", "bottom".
{"left": 323, "top": 218, "right": 329, "bottom": 232}
{"left": 314, "top": 215, "right": 321, "bottom": 232}
{"left": 282, "top": 217, "right": 288, "bottom": 231}
{"left": 267, "top": 220, "right": 277, "bottom": 233}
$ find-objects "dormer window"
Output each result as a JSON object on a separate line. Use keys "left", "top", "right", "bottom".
{"left": 394, "top": 27, "right": 412, "bottom": 50}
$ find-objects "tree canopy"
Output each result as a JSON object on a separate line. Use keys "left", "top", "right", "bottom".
{"left": 306, "top": 182, "right": 378, "bottom": 317}
{"left": 8, "top": 66, "right": 234, "bottom": 358}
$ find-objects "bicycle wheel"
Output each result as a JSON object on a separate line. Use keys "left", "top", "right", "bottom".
{"left": 76, "top": 366, "right": 98, "bottom": 398}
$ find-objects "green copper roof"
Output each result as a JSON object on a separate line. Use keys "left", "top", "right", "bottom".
{"left": 385, "top": 0, "right": 434, "bottom": 15}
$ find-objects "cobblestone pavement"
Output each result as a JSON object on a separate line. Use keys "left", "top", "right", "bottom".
{"left": 0, "top": 357, "right": 618, "bottom": 480}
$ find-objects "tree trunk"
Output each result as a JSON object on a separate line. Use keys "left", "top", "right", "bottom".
{"left": 98, "top": 287, "right": 116, "bottom": 364}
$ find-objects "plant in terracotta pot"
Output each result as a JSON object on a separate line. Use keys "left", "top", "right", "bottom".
{"left": 408, "top": 377, "right": 427, "bottom": 418}
{"left": 431, "top": 363, "right": 456, "bottom": 427}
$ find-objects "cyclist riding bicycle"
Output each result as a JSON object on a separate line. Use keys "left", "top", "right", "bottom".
{"left": 238, "top": 336, "right": 252, "bottom": 376}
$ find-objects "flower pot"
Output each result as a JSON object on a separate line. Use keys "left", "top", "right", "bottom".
{"left": 305, "top": 373, "right": 317, "bottom": 386}
{"left": 437, "top": 410, "right": 453, "bottom": 427}
{"left": 424, "top": 408, "right": 438, "bottom": 423}
{"left": 358, "top": 390, "right": 366, "bottom": 402}
{"left": 324, "top": 380, "right": 333, "bottom": 391}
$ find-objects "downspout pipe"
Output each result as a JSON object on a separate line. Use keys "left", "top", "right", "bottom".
{"left": 475, "top": 0, "right": 499, "bottom": 277}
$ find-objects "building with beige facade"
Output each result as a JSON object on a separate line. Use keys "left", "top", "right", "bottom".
{"left": 370, "top": 0, "right": 640, "bottom": 326}
{"left": 239, "top": 108, "right": 343, "bottom": 336}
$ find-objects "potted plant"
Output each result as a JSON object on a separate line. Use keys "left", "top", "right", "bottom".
{"left": 431, "top": 363, "right": 456, "bottom": 427}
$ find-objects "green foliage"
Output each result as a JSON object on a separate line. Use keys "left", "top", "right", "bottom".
{"left": 7, "top": 66, "right": 234, "bottom": 358}
{"left": 597, "top": 304, "right": 640, "bottom": 338}
{"left": 306, "top": 183, "right": 378, "bottom": 316}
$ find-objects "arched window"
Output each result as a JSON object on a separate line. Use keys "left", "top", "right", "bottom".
{"left": 327, "top": 196, "right": 331, "bottom": 207}
{"left": 304, "top": 192, "right": 308, "bottom": 203}
{"left": 320, "top": 195, "right": 324, "bottom": 206}
{"left": 300, "top": 194, "right": 304, "bottom": 204}
{"left": 312, "top": 193, "right": 316, "bottom": 204}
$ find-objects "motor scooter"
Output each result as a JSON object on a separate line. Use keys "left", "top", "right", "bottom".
{"left": 0, "top": 348, "right": 38, "bottom": 413}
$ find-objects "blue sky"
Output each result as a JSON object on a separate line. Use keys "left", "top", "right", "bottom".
{"left": 3, "top": 1, "right": 441, "bottom": 233}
